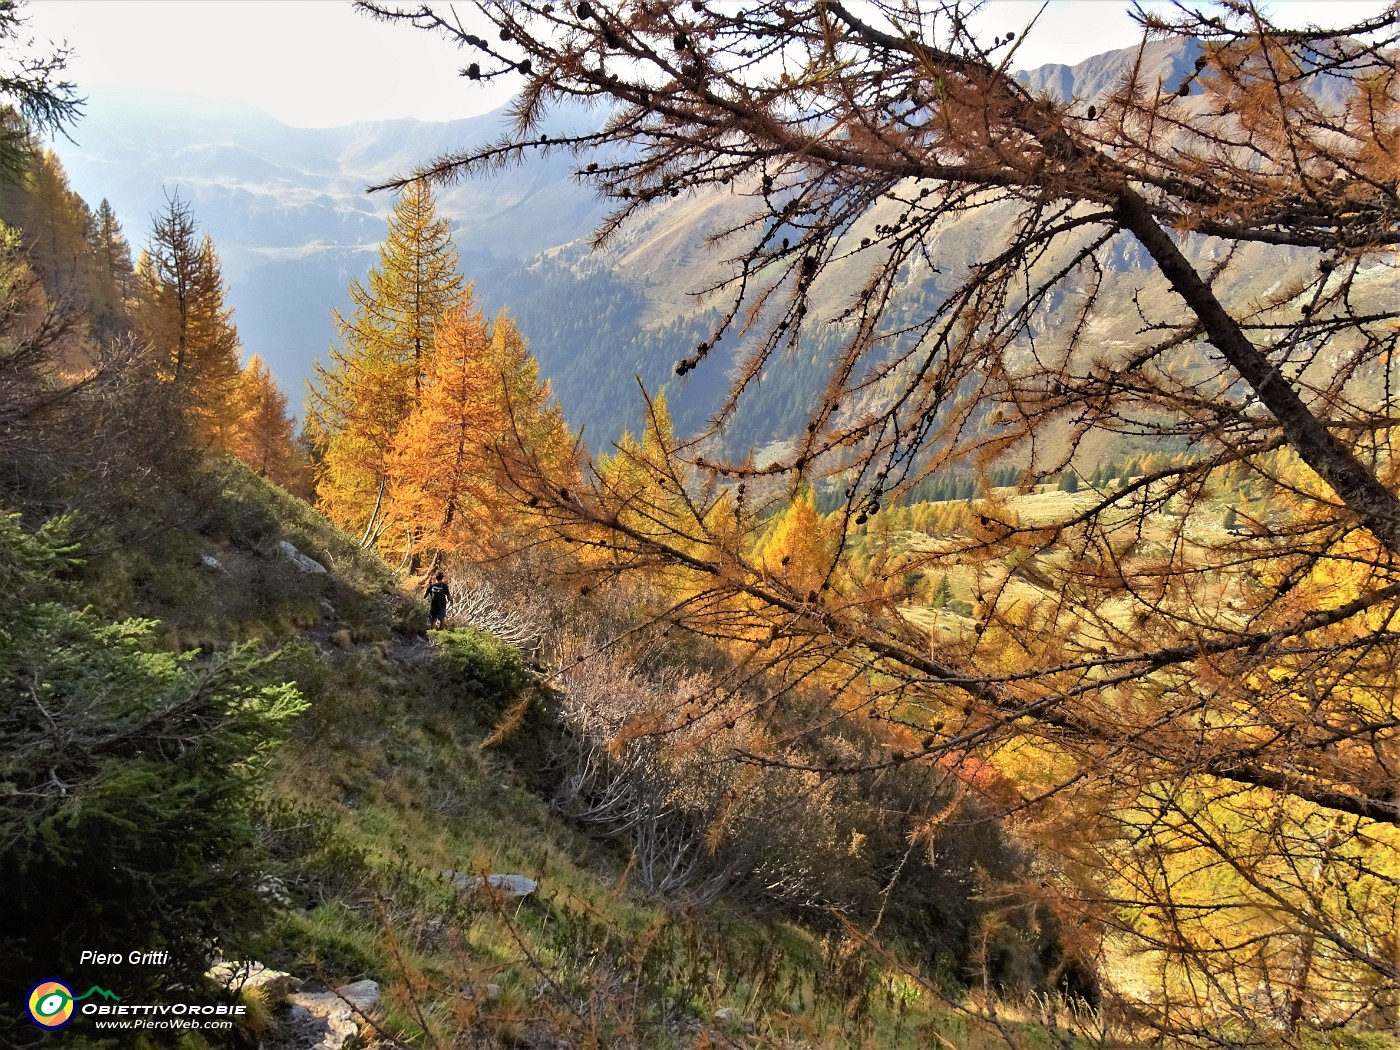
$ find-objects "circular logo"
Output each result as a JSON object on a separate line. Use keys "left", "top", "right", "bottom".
{"left": 27, "top": 980, "right": 75, "bottom": 1029}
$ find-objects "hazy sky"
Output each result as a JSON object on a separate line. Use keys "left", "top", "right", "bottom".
{"left": 25, "top": 1, "right": 1391, "bottom": 129}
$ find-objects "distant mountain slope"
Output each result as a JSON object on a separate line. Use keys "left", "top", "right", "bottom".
{"left": 48, "top": 36, "right": 1395, "bottom": 456}
{"left": 52, "top": 90, "right": 612, "bottom": 396}
{"left": 1016, "top": 36, "right": 1204, "bottom": 102}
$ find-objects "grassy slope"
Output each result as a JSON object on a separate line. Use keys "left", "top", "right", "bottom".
{"left": 77, "top": 458, "right": 1079, "bottom": 1050}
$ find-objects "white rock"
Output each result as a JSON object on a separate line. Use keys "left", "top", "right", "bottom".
{"left": 288, "top": 991, "right": 359, "bottom": 1049}
{"left": 200, "top": 554, "right": 224, "bottom": 571}
{"left": 277, "top": 539, "right": 327, "bottom": 574}
{"left": 256, "top": 874, "right": 293, "bottom": 907}
{"left": 206, "top": 961, "right": 300, "bottom": 999}
{"left": 335, "top": 979, "right": 380, "bottom": 1011}
{"left": 446, "top": 870, "right": 538, "bottom": 899}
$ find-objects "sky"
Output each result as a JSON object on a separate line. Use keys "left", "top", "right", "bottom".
{"left": 24, "top": 1, "right": 1392, "bottom": 129}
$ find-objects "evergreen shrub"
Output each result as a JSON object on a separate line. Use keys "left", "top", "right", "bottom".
{"left": 0, "top": 512, "right": 305, "bottom": 1043}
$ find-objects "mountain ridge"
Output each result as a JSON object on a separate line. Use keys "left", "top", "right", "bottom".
{"left": 54, "top": 40, "right": 1201, "bottom": 394}
{"left": 46, "top": 35, "right": 1387, "bottom": 453}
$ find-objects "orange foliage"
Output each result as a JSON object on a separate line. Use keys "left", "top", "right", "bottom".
{"left": 387, "top": 301, "right": 568, "bottom": 567}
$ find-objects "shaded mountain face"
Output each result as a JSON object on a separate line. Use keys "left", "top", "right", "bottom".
{"left": 47, "top": 35, "right": 1391, "bottom": 454}
{"left": 1015, "top": 36, "right": 1204, "bottom": 102}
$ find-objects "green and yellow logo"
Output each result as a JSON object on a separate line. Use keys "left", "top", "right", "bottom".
{"left": 26, "top": 980, "right": 120, "bottom": 1029}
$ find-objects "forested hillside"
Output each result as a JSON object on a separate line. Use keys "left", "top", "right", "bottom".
{"left": 0, "top": 24, "right": 1080, "bottom": 1050}
{"left": 359, "top": 0, "right": 1400, "bottom": 1045}
{"left": 55, "top": 34, "right": 1397, "bottom": 459}
{"left": 0, "top": 173, "right": 1079, "bottom": 1050}
{"left": 6, "top": 2, "right": 1400, "bottom": 1049}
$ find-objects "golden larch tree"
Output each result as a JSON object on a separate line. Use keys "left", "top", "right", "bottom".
{"left": 757, "top": 488, "right": 838, "bottom": 600}
{"left": 133, "top": 193, "right": 241, "bottom": 451}
{"left": 229, "top": 353, "right": 310, "bottom": 495}
{"left": 308, "top": 179, "right": 464, "bottom": 545}
{"left": 363, "top": 1, "right": 1400, "bottom": 1036}
{"left": 388, "top": 302, "right": 568, "bottom": 567}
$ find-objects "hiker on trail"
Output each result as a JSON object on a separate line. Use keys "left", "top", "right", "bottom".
{"left": 425, "top": 571, "right": 451, "bottom": 629}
